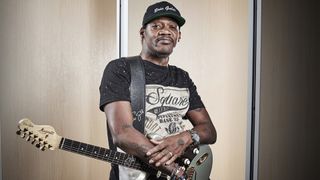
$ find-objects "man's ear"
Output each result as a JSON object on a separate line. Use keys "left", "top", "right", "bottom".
{"left": 139, "top": 28, "right": 145, "bottom": 38}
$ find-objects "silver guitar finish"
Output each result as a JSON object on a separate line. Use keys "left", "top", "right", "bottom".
{"left": 188, "top": 145, "right": 213, "bottom": 180}
{"left": 146, "top": 133, "right": 213, "bottom": 180}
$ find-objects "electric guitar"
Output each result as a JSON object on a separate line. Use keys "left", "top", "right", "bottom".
{"left": 16, "top": 118, "right": 213, "bottom": 180}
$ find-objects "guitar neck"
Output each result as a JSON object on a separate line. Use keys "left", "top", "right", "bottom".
{"left": 59, "top": 138, "right": 166, "bottom": 177}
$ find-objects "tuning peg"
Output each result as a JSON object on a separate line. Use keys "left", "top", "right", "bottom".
{"left": 20, "top": 133, "right": 26, "bottom": 138}
{"left": 47, "top": 145, "right": 53, "bottom": 149}
{"left": 16, "top": 130, "right": 22, "bottom": 135}
{"left": 35, "top": 143, "right": 41, "bottom": 148}
{"left": 31, "top": 139, "right": 36, "bottom": 144}
{"left": 32, "top": 135, "right": 39, "bottom": 141}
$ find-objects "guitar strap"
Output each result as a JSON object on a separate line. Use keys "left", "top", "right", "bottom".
{"left": 128, "top": 56, "right": 146, "bottom": 134}
{"left": 107, "top": 56, "right": 146, "bottom": 180}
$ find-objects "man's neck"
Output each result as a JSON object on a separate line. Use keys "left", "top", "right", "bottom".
{"left": 140, "top": 52, "right": 170, "bottom": 67}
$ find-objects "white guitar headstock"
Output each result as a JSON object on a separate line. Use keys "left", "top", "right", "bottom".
{"left": 16, "top": 118, "right": 62, "bottom": 151}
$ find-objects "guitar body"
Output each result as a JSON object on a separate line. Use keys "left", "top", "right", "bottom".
{"left": 16, "top": 118, "right": 213, "bottom": 180}
{"left": 144, "top": 145, "right": 213, "bottom": 180}
{"left": 187, "top": 145, "right": 213, "bottom": 180}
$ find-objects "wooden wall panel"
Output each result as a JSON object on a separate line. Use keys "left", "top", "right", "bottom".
{"left": 0, "top": 0, "right": 116, "bottom": 179}
{"left": 128, "top": 1, "right": 250, "bottom": 180}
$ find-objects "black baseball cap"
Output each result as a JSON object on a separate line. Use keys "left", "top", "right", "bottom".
{"left": 142, "top": 1, "right": 186, "bottom": 27}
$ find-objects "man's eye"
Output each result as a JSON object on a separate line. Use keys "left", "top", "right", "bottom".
{"left": 151, "top": 24, "right": 161, "bottom": 29}
{"left": 170, "top": 26, "right": 178, "bottom": 30}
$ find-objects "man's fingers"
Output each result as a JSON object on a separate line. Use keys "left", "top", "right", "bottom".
{"left": 154, "top": 150, "right": 174, "bottom": 167}
{"left": 165, "top": 154, "right": 178, "bottom": 166}
{"left": 147, "top": 144, "right": 163, "bottom": 156}
{"left": 149, "top": 139, "right": 163, "bottom": 145}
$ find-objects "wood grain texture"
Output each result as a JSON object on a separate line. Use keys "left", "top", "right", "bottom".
{"left": 0, "top": 0, "right": 116, "bottom": 179}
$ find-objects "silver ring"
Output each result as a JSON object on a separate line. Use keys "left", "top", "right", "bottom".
{"left": 168, "top": 151, "right": 173, "bottom": 157}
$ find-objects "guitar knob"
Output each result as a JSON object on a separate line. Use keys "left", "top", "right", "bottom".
{"left": 40, "top": 146, "right": 46, "bottom": 151}
{"left": 183, "top": 158, "right": 190, "bottom": 165}
{"left": 36, "top": 143, "right": 41, "bottom": 148}
{"left": 192, "top": 148, "right": 199, "bottom": 155}
{"left": 26, "top": 136, "right": 31, "bottom": 141}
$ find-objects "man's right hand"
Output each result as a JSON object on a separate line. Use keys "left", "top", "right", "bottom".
{"left": 146, "top": 131, "right": 193, "bottom": 167}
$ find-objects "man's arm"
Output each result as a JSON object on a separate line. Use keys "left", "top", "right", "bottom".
{"left": 146, "top": 107, "right": 217, "bottom": 166}
{"left": 186, "top": 107, "right": 217, "bottom": 144}
{"left": 104, "top": 101, "right": 176, "bottom": 175}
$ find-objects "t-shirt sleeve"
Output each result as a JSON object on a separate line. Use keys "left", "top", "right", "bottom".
{"left": 186, "top": 72, "right": 205, "bottom": 111}
{"left": 99, "top": 59, "right": 131, "bottom": 111}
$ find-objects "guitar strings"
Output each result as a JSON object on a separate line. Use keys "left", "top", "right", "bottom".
{"left": 61, "top": 139, "right": 169, "bottom": 178}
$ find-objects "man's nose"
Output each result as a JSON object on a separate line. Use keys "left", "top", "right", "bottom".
{"left": 158, "top": 27, "right": 172, "bottom": 35}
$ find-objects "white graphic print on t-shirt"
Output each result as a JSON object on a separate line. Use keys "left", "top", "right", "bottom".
{"left": 144, "top": 84, "right": 190, "bottom": 137}
{"left": 119, "top": 84, "right": 190, "bottom": 180}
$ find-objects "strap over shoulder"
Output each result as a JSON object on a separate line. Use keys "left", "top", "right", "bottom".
{"left": 127, "top": 56, "right": 146, "bottom": 134}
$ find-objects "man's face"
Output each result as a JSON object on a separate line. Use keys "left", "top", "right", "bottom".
{"left": 141, "top": 17, "right": 181, "bottom": 58}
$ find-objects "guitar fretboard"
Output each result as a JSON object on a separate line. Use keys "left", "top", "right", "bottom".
{"left": 59, "top": 138, "right": 167, "bottom": 178}
{"left": 59, "top": 138, "right": 144, "bottom": 169}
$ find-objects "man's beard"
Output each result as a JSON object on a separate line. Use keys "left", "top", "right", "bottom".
{"left": 150, "top": 43, "right": 174, "bottom": 58}
{"left": 149, "top": 49, "right": 172, "bottom": 58}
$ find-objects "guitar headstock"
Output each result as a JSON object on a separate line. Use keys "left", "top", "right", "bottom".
{"left": 16, "top": 118, "right": 62, "bottom": 151}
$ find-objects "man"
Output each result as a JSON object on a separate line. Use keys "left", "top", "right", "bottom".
{"left": 99, "top": 1, "right": 216, "bottom": 180}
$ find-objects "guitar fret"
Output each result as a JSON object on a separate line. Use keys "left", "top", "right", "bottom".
{"left": 92, "top": 146, "right": 100, "bottom": 157}
{"left": 118, "top": 152, "right": 124, "bottom": 165}
{"left": 86, "top": 144, "right": 94, "bottom": 156}
{"left": 112, "top": 151, "right": 118, "bottom": 163}
{"left": 108, "top": 149, "right": 114, "bottom": 163}
{"left": 102, "top": 149, "right": 109, "bottom": 161}
{"left": 79, "top": 143, "right": 87, "bottom": 152}
{"left": 72, "top": 141, "right": 80, "bottom": 151}
{"left": 97, "top": 147, "right": 105, "bottom": 159}
{"left": 103, "top": 149, "right": 115, "bottom": 163}
{"left": 116, "top": 151, "right": 122, "bottom": 164}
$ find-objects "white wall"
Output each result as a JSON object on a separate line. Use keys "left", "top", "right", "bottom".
{"left": 0, "top": 0, "right": 116, "bottom": 179}
{"left": 128, "top": 1, "right": 250, "bottom": 180}
{"left": 0, "top": 0, "right": 251, "bottom": 179}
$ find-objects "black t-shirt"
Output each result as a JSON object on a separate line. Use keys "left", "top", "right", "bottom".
{"left": 99, "top": 57, "right": 204, "bottom": 113}
{"left": 99, "top": 56, "right": 205, "bottom": 179}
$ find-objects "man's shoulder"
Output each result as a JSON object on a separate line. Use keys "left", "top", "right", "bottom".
{"left": 169, "top": 64, "right": 189, "bottom": 76}
{"left": 106, "top": 57, "right": 131, "bottom": 69}
{"left": 108, "top": 57, "right": 126, "bottom": 64}
{"left": 108, "top": 56, "right": 141, "bottom": 65}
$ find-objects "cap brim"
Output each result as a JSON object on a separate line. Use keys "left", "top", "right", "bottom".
{"left": 143, "top": 13, "right": 186, "bottom": 27}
